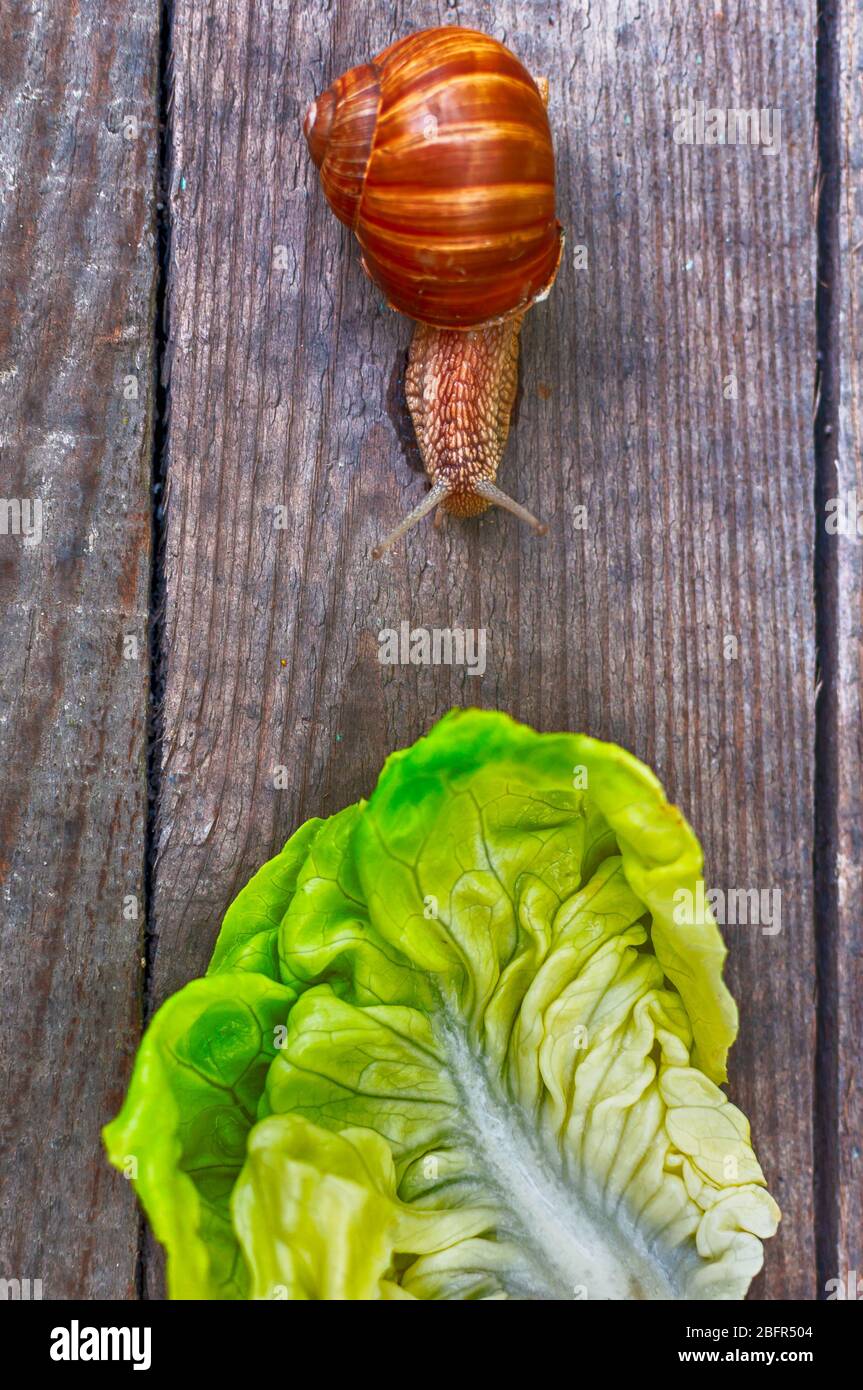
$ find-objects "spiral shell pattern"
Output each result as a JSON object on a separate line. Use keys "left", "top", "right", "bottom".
{"left": 304, "top": 27, "right": 563, "bottom": 329}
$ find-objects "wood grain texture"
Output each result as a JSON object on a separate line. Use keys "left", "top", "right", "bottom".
{"left": 152, "top": 0, "right": 817, "bottom": 1298}
{"left": 0, "top": 0, "right": 158, "bottom": 1297}
{"left": 833, "top": 0, "right": 862, "bottom": 1292}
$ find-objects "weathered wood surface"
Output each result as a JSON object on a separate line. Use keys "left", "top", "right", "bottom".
{"left": 832, "top": 0, "right": 862, "bottom": 1294}
{"left": 3, "top": 0, "right": 858, "bottom": 1304}
{"left": 0, "top": 0, "right": 158, "bottom": 1298}
{"left": 152, "top": 0, "right": 819, "bottom": 1299}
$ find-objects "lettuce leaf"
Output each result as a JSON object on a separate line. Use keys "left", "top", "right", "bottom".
{"left": 105, "top": 709, "right": 779, "bottom": 1299}
{"left": 103, "top": 973, "right": 297, "bottom": 1298}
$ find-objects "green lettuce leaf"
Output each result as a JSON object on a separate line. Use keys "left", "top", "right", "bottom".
{"left": 208, "top": 815, "right": 326, "bottom": 980}
{"left": 105, "top": 709, "right": 779, "bottom": 1300}
{"left": 102, "top": 972, "right": 297, "bottom": 1297}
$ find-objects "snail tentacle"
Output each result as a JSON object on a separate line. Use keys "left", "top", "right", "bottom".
{"left": 473, "top": 480, "right": 548, "bottom": 536}
{"left": 371, "top": 481, "right": 451, "bottom": 560}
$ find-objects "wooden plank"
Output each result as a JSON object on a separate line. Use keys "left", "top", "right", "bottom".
{"left": 830, "top": 0, "right": 862, "bottom": 1295}
{"left": 153, "top": 0, "right": 817, "bottom": 1298}
{"left": 0, "top": 1, "right": 159, "bottom": 1297}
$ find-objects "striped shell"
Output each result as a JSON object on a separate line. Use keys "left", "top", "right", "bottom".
{"left": 304, "top": 27, "right": 563, "bottom": 330}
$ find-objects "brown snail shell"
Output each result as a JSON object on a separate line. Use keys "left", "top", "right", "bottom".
{"left": 304, "top": 28, "right": 563, "bottom": 330}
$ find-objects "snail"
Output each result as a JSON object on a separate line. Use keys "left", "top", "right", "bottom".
{"left": 303, "top": 26, "right": 563, "bottom": 558}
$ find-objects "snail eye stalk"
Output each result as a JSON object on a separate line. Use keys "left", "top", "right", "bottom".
{"left": 473, "top": 480, "right": 549, "bottom": 537}
{"left": 371, "top": 482, "right": 450, "bottom": 560}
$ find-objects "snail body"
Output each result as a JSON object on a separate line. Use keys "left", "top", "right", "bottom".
{"left": 304, "top": 27, "right": 563, "bottom": 556}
